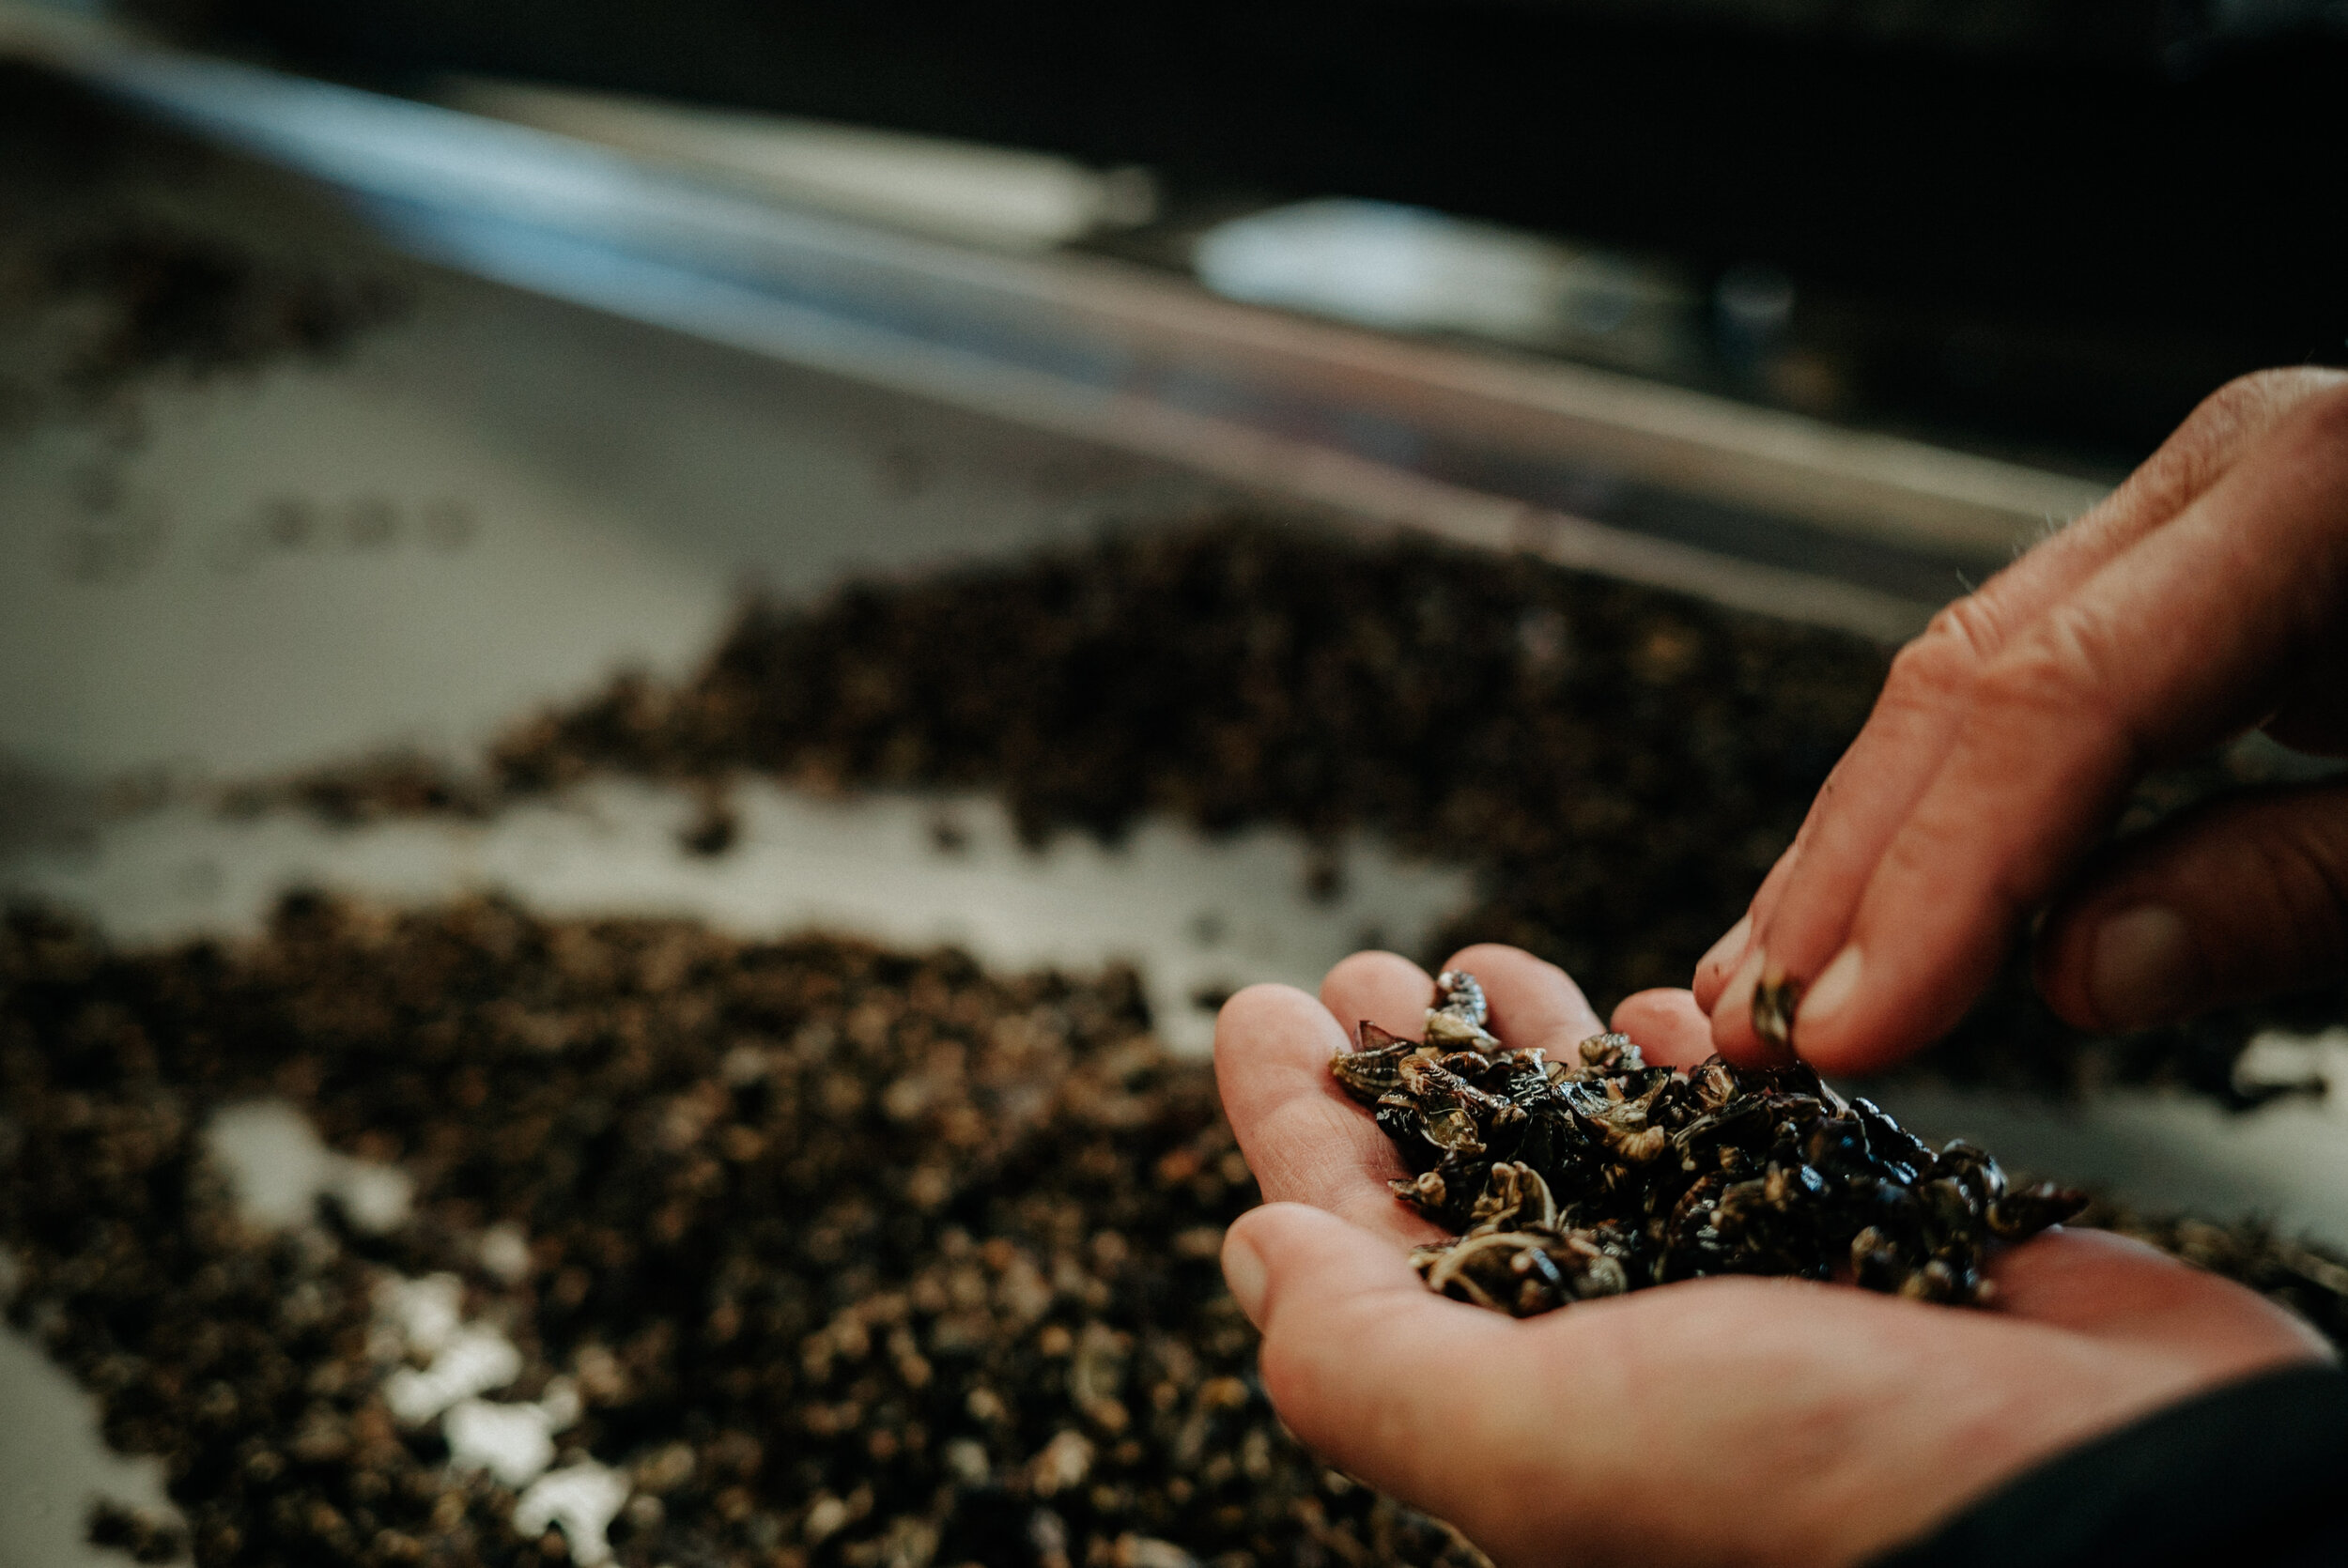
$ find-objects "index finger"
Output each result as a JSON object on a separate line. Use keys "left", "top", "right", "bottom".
{"left": 1712, "top": 369, "right": 2348, "bottom": 1059}
{"left": 1213, "top": 982, "right": 1444, "bottom": 1246}
{"left": 1794, "top": 389, "right": 2348, "bottom": 1071}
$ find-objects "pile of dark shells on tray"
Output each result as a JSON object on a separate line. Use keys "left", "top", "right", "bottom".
{"left": 11, "top": 907, "right": 2348, "bottom": 1568}
{"left": 1341, "top": 974, "right": 2084, "bottom": 1316}
{"left": 238, "top": 516, "right": 2347, "bottom": 1108}
{"left": 2, "top": 896, "right": 1491, "bottom": 1568}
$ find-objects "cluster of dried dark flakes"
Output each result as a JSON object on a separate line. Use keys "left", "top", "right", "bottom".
{"left": 89, "top": 1499, "right": 193, "bottom": 1564}
{"left": 2, "top": 896, "right": 1491, "bottom": 1568}
{"left": 0, "top": 62, "right": 404, "bottom": 438}
{"left": 1339, "top": 973, "right": 2083, "bottom": 1316}
{"left": 247, "top": 518, "right": 1863, "bottom": 1004}
{"left": 245, "top": 515, "right": 2344, "bottom": 1105}
{"left": 34, "top": 223, "right": 404, "bottom": 408}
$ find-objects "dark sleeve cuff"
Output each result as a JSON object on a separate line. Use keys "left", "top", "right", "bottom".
{"left": 1871, "top": 1364, "right": 2348, "bottom": 1568}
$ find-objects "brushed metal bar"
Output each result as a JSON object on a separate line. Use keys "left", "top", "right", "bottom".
{"left": 2, "top": 7, "right": 1984, "bottom": 638}
{"left": 379, "top": 203, "right": 1935, "bottom": 641}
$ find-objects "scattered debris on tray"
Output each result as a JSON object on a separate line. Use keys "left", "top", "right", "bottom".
{"left": 0, "top": 60, "right": 404, "bottom": 442}
{"left": 1, "top": 896, "right": 1492, "bottom": 1568}
{"left": 1341, "top": 972, "right": 2082, "bottom": 1316}
{"left": 8, "top": 901, "right": 2348, "bottom": 1568}
{"left": 238, "top": 515, "right": 2344, "bottom": 1105}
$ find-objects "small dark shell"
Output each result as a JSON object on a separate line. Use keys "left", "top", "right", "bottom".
{"left": 1987, "top": 1181, "right": 2091, "bottom": 1239}
{"left": 1426, "top": 970, "right": 1502, "bottom": 1053}
{"left": 1332, "top": 1021, "right": 1434, "bottom": 1099}
{"left": 1566, "top": 1032, "right": 1645, "bottom": 1075}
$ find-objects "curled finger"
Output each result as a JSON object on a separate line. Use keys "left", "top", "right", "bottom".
{"left": 1790, "top": 389, "right": 2348, "bottom": 1071}
{"left": 1213, "top": 983, "right": 1443, "bottom": 1244}
{"left": 1320, "top": 949, "right": 1437, "bottom": 1041}
{"left": 1724, "top": 370, "right": 2348, "bottom": 1064}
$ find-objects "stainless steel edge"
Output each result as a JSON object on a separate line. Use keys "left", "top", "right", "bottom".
{"left": 384, "top": 208, "right": 1939, "bottom": 642}
{"left": 4, "top": 6, "right": 1977, "bottom": 639}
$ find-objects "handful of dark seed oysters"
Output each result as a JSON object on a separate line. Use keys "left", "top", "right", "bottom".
{"left": 1336, "top": 972, "right": 2087, "bottom": 1317}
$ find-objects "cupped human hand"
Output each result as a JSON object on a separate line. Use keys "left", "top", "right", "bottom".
{"left": 1216, "top": 946, "right": 2330, "bottom": 1568}
{"left": 1692, "top": 368, "right": 2348, "bottom": 1073}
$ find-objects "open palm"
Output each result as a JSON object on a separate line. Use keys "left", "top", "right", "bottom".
{"left": 1213, "top": 944, "right": 2331, "bottom": 1567}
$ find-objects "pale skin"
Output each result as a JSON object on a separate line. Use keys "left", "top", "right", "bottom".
{"left": 1215, "top": 369, "right": 2348, "bottom": 1564}
{"left": 1698, "top": 367, "right": 2348, "bottom": 1072}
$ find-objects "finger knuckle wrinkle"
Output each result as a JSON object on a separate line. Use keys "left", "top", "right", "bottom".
{"left": 2169, "top": 369, "right": 2342, "bottom": 480}
{"left": 2209, "top": 367, "right": 2293, "bottom": 410}
{"left": 2210, "top": 366, "right": 2340, "bottom": 422}
{"left": 1885, "top": 598, "right": 1999, "bottom": 705}
{"left": 1977, "top": 609, "right": 2121, "bottom": 719}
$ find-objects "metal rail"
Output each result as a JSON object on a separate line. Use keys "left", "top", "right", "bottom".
{"left": 4, "top": 6, "right": 2110, "bottom": 641}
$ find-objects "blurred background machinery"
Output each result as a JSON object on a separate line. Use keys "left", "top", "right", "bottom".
{"left": 112, "top": 0, "right": 2348, "bottom": 468}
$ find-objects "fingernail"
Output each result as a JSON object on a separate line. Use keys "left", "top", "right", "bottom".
{"left": 1697, "top": 915, "right": 1753, "bottom": 987}
{"left": 1222, "top": 1231, "right": 1269, "bottom": 1328}
{"left": 1797, "top": 945, "right": 1863, "bottom": 1031}
{"left": 2088, "top": 906, "right": 2195, "bottom": 1030}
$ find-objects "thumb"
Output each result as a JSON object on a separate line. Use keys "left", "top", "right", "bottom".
{"left": 2037, "top": 779, "right": 2348, "bottom": 1032}
{"left": 1222, "top": 1203, "right": 1518, "bottom": 1516}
